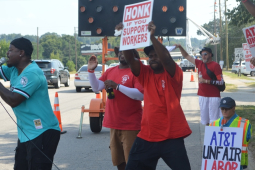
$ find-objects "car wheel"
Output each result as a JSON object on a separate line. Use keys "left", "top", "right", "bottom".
{"left": 65, "top": 77, "right": 70, "bottom": 87}
{"left": 251, "top": 71, "right": 255, "bottom": 76}
{"left": 89, "top": 113, "right": 103, "bottom": 133}
{"left": 182, "top": 68, "right": 186, "bottom": 72}
{"left": 76, "top": 87, "right": 81, "bottom": 92}
{"left": 54, "top": 77, "right": 61, "bottom": 89}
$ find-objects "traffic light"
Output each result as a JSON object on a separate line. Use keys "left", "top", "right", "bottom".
{"left": 78, "top": 0, "right": 186, "bottom": 37}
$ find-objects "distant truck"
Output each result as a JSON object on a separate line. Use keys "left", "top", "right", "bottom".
{"left": 179, "top": 56, "right": 196, "bottom": 72}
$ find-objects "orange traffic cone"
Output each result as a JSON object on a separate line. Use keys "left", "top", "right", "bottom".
{"left": 96, "top": 92, "right": 101, "bottom": 99}
{"left": 53, "top": 92, "right": 67, "bottom": 134}
{"left": 195, "top": 68, "right": 197, "bottom": 72}
{"left": 190, "top": 71, "right": 195, "bottom": 82}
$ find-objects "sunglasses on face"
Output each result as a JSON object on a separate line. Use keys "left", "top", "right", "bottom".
{"left": 221, "top": 107, "right": 233, "bottom": 111}
{"left": 201, "top": 53, "right": 208, "bottom": 56}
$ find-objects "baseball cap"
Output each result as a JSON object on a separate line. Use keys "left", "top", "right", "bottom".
{"left": 144, "top": 45, "right": 154, "bottom": 56}
{"left": 199, "top": 47, "right": 213, "bottom": 57}
{"left": 219, "top": 97, "right": 236, "bottom": 108}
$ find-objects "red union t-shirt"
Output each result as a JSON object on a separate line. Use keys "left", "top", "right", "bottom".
{"left": 136, "top": 62, "right": 192, "bottom": 142}
{"left": 99, "top": 66, "right": 143, "bottom": 130}
{"left": 195, "top": 59, "right": 222, "bottom": 97}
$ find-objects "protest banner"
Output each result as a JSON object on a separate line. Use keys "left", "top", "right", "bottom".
{"left": 243, "top": 26, "right": 255, "bottom": 71}
{"left": 242, "top": 43, "right": 255, "bottom": 71}
{"left": 201, "top": 126, "right": 243, "bottom": 170}
{"left": 119, "top": 0, "right": 154, "bottom": 51}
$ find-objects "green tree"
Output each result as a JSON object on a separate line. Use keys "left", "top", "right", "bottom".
{"left": 66, "top": 60, "right": 75, "bottom": 72}
{"left": 50, "top": 51, "right": 60, "bottom": 60}
{"left": 0, "top": 40, "right": 9, "bottom": 58}
{"left": 227, "top": 0, "right": 255, "bottom": 27}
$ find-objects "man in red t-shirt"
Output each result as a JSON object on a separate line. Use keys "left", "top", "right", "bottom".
{"left": 88, "top": 48, "right": 143, "bottom": 170}
{"left": 118, "top": 21, "right": 192, "bottom": 170}
{"left": 176, "top": 45, "right": 224, "bottom": 126}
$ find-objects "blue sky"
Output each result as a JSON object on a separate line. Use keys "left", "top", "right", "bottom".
{"left": 0, "top": 0, "right": 239, "bottom": 39}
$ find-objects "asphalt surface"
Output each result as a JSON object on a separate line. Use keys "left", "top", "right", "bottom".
{"left": 0, "top": 72, "right": 254, "bottom": 170}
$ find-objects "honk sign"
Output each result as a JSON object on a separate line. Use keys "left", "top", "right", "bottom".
{"left": 201, "top": 126, "right": 243, "bottom": 170}
{"left": 120, "top": 0, "right": 154, "bottom": 51}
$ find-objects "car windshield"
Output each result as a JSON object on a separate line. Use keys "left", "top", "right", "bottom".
{"left": 35, "top": 62, "right": 52, "bottom": 68}
{"left": 232, "top": 63, "right": 239, "bottom": 65}
{"left": 79, "top": 65, "right": 103, "bottom": 72}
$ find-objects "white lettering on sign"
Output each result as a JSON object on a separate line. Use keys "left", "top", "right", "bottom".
{"left": 124, "top": 2, "right": 151, "bottom": 22}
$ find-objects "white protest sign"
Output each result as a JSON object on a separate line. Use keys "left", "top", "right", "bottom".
{"left": 201, "top": 126, "right": 243, "bottom": 170}
{"left": 242, "top": 43, "right": 255, "bottom": 71}
{"left": 119, "top": 0, "right": 154, "bottom": 51}
{"left": 243, "top": 26, "right": 255, "bottom": 71}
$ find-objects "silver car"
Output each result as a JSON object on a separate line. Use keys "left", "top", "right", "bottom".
{"left": 74, "top": 64, "right": 108, "bottom": 92}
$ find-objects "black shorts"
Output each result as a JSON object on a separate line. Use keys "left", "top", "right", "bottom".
{"left": 125, "top": 137, "right": 191, "bottom": 170}
{"left": 14, "top": 129, "right": 60, "bottom": 170}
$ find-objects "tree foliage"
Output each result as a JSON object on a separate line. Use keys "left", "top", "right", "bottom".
{"left": 227, "top": 0, "right": 255, "bottom": 27}
{"left": 0, "top": 40, "right": 9, "bottom": 58}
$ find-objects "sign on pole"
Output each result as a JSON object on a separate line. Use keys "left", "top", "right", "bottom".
{"left": 120, "top": 0, "right": 154, "bottom": 51}
{"left": 201, "top": 126, "right": 243, "bottom": 170}
{"left": 242, "top": 43, "right": 255, "bottom": 71}
{"left": 234, "top": 48, "right": 244, "bottom": 61}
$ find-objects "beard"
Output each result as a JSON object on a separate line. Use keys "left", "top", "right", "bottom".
{"left": 119, "top": 60, "right": 128, "bottom": 65}
{"left": 149, "top": 62, "right": 163, "bottom": 72}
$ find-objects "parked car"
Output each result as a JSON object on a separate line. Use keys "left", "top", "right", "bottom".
{"left": 240, "top": 61, "right": 255, "bottom": 76}
{"left": 74, "top": 64, "right": 108, "bottom": 92}
{"left": 34, "top": 59, "right": 70, "bottom": 88}
{"left": 231, "top": 61, "right": 241, "bottom": 74}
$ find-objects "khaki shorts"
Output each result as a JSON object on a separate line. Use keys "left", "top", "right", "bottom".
{"left": 110, "top": 129, "right": 139, "bottom": 166}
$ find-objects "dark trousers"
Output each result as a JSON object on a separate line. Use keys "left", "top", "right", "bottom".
{"left": 14, "top": 129, "right": 60, "bottom": 170}
{"left": 125, "top": 137, "right": 191, "bottom": 170}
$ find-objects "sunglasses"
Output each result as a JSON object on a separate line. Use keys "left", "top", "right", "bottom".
{"left": 221, "top": 107, "right": 233, "bottom": 111}
{"left": 201, "top": 53, "right": 208, "bottom": 56}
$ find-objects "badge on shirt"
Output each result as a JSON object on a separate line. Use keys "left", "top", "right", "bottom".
{"left": 121, "top": 75, "right": 129, "bottom": 84}
{"left": 20, "top": 76, "right": 28, "bottom": 87}
{"left": 33, "top": 119, "right": 43, "bottom": 129}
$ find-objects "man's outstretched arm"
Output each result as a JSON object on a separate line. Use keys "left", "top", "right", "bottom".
{"left": 175, "top": 44, "right": 195, "bottom": 65}
{"left": 148, "top": 21, "right": 176, "bottom": 77}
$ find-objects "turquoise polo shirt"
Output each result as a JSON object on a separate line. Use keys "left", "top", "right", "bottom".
{"left": 0, "top": 61, "right": 60, "bottom": 143}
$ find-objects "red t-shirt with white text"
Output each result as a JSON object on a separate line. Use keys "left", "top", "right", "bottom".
{"left": 99, "top": 66, "right": 143, "bottom": 130}
{"left": 136, "top": 62, "right": 192, "bottom": 142}
{"left": 195, "top": 59, "right": 222, "bottom": 97}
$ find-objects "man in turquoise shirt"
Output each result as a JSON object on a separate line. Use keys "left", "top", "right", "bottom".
{"left": 0, "top": 37, "right": 60, "bottom": 170}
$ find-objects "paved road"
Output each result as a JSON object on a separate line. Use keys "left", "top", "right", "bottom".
{"left": 0, "top": 72, "right": 254, "bottom": 170}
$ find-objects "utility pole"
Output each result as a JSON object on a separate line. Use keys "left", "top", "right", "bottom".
{"left": 225, "top": 0, "right": 229, "bottom": 70}
{"left": 74, "top": 27, "right": 77, "bottom": 71}
{"left": 219, "top": 0, "right": 223, "bottom": 61}
{"left": 37, "top": 27, "right": 39, "bottom": 59}
{"left": 69, "top": 40, "right": 71, "bottom": 60}
{"left": 214, "top": 0, "right": 218, "bottom": 63}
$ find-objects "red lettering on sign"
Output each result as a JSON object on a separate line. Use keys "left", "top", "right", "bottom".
{"left": 250, "top": 27, "right": 255, "bottom": 36}
{"left": 246, "top": 29, "right": 253, "bottom": 38}
{"left": 124, "top": 2, "right": 151, "bottom": 22}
